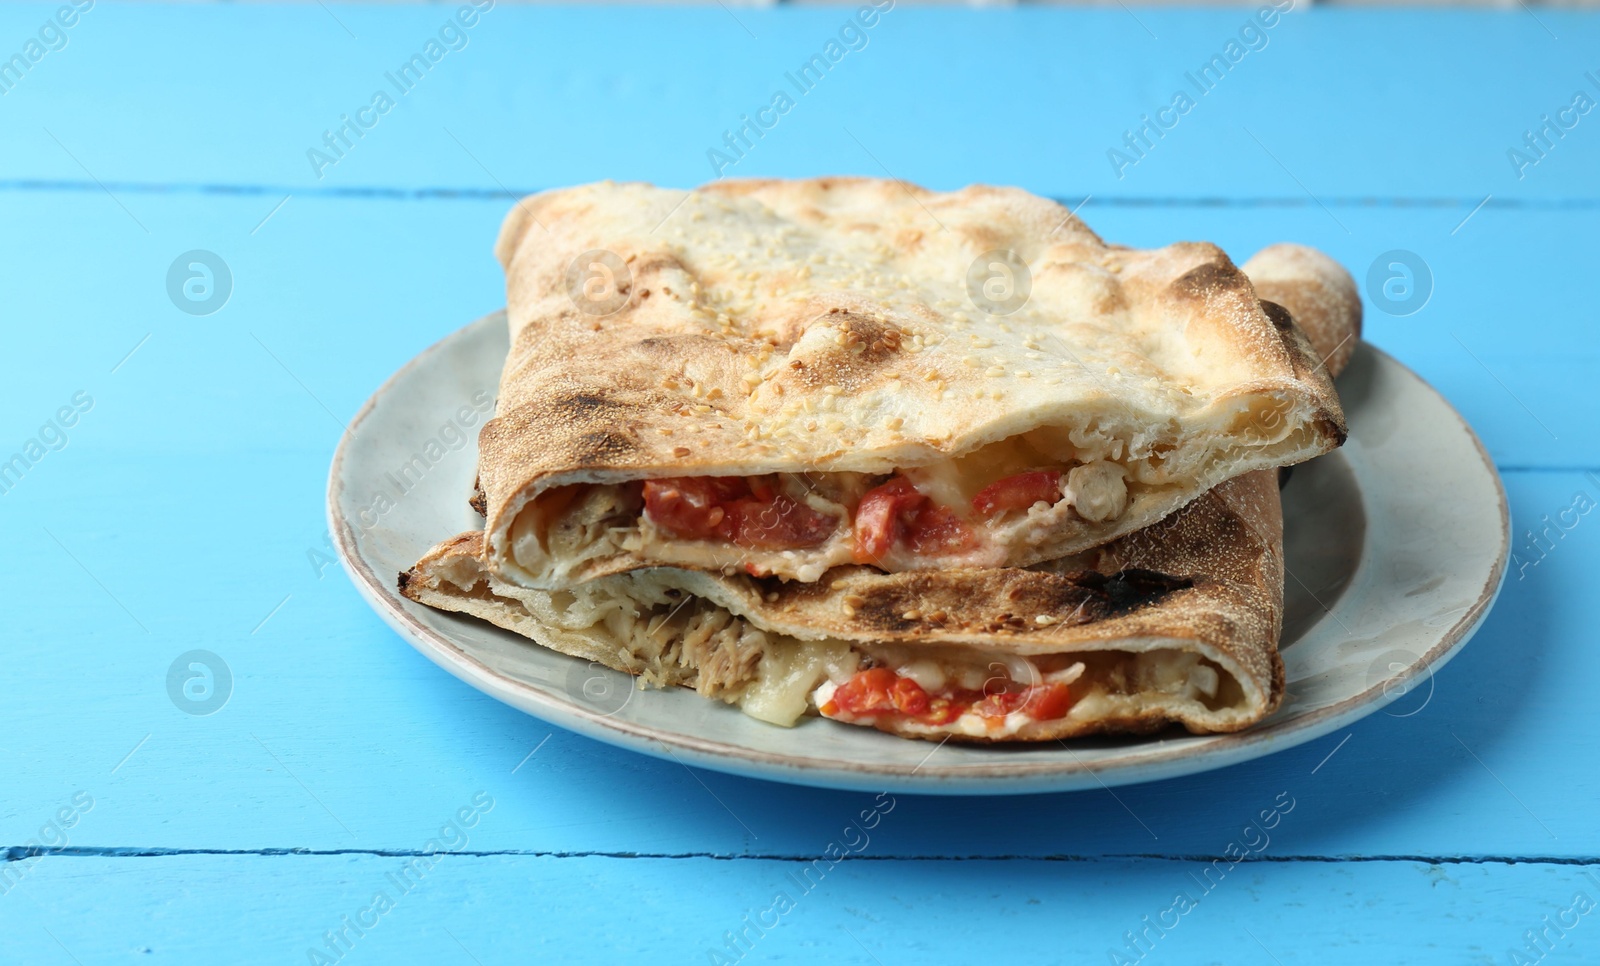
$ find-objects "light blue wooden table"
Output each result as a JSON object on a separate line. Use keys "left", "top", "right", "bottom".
{"left": 3, "top": 3, "right": 1598, "bottom": 963}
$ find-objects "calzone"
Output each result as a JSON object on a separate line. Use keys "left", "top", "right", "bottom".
{"left": 400, "top": 219, "right": 1359, "bottom": 741}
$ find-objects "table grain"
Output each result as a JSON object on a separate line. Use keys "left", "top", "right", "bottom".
{"left": 2, "top": 4, "right": 1597, "bottom": 963}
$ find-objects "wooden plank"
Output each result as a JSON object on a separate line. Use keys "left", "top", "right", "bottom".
{"left": 0, "top": 7, "right": 1595, "bottom": 201}
{"left": 2, "top": 853, "right": 1599, "bottom": 963}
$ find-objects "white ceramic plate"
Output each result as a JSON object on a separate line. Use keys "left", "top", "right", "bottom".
{"left": 329, "top": 312, "right": 1508, "bottom": 795}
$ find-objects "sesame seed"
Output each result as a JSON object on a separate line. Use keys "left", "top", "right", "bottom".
{"left": 1035, "top": 615, "right": 1058, "bottom": 626}
{"left": 673, "top": 446, "right": 691, "bottom": 457}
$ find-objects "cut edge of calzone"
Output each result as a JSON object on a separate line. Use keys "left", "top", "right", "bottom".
{"left": 400, "top": 469, "right": 1285, "bottom": 743}
{"left": 479, "top": 178, "right": 1344, "bottom": 591}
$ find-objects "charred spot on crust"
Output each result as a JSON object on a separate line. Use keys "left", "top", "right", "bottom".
{"left": 632, "top": 333, "right": 747, "bottom": 370}
{"left": 572, "top": 429, "right": 637, "bottom": 465}
{"left": 397, "top": 570, "right": 413, "bottom": 593}
{"left": 849, "top": 587, "right": 925, "bottom": 633}
{"left": 1085, "top": 568, "right": 1195, "bottom": 613}
{"left": 1259, "top": 299, "right": 1295, "bottom": 333}
{"left": 469, "top": 490, "right": 487, "bottom": 516}
{"left": 553, "top": 391, "right": 619, "bottom": 417}
{"left": 1170, "top": 259, "right": 1244, "bottom": 300}
{"left": 1010, "top": 568, "right": 1195, "bottom": 628}
{"left": 766, "top": 565, "right": 1195, "bottom": 637}
{"left": 1319, "top": 413, "right": 1349, "bottom": 448}
{"left": 747, "top": 570, "right": 849, "bottom": 607}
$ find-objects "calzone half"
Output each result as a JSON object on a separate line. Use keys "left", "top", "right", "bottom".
{"left": 480, "top": 179, "right": 1346, "bottom": 589}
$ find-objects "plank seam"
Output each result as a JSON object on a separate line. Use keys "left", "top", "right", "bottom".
{"left": 6, "top": 847, "right": 1599, "bottom": 865}
{"left": 3, "top": 179, "right": 1600, "bottom": 209}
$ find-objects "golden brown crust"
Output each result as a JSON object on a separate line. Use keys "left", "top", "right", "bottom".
{"left": 479, "top": 179, "right": 1347, "bottom": 588}
{"left": 1243, "top": 243, "right": 1363, "bottom": 377}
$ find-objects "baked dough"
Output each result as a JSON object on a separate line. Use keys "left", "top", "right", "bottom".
{"left": 480, "top": 179, "right": 1346, "bottom": 589}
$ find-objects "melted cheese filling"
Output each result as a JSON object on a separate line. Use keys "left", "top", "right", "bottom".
{"left": 513, "top": 426, "right": 1155, "bottom": 583}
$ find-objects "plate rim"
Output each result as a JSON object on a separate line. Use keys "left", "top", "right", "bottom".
{"left": 328, "top": 312, "right": 1510, "bottom": 795}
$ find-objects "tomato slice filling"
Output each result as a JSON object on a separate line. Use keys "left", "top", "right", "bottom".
{"left": 821, "top": 667, "right": 1076, "bottom": 727}
{"left": 642, "top": 468, "right": 1068, "bottom": 563}
{"left": 641, "top": 476, "right": 839, "bottom": 550}
{"left": 852, "top": 476, "right": 979, "bottom": 563}
{"left": 971, "top": 470, "right": 1064, "bottom": 516}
